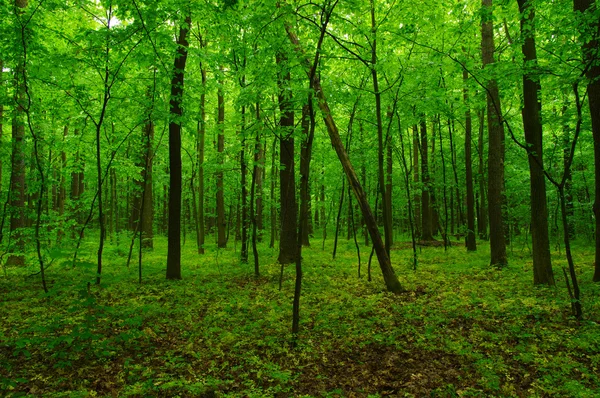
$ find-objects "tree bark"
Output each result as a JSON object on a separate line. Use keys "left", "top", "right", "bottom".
{"left": 299, "top": 102, "right": 313, "bottom": 246}
{"left": 276, "top": 53, "right": 298, "bottom": 264}
{"left": 477, "top": 109, "right": 488, "bottom": 239}
{"left": 166, "top": 15, "right": 191, "bottom": 280}
{"left": 573, "top": 0, "right": 600, "bottom": 282}
{"left": 517, "top": 0, "right": 553, "bottom": 284}
{"left": 197, "top": 61, "right": 207, "bottom": 254}
{"left": 482, "top": 0, "right": 508, "bottom": 267}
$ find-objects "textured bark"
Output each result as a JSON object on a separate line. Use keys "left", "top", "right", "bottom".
{"left": 255, "top": 106, "right": 265, "bottom": 241}
{"left": 464, "top": 70, "right": 477, "bottom": 251}
{"left": 517, "top": 0, "right": 553, "bottom": 284}
{"left": 166, "top": 16, "right": 191, "bottom": 280}
{"left": 482, "top": 0, "right": 507, "bottom": 267}
{"left": 573, "top": 0, "right": 600, "bottom": 282}
{"left": 276, "top": 53, "right": 298, "bottom": 264}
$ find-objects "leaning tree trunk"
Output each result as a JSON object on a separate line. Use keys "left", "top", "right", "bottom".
{"left": 166, "top": 15, "right": 191, "bottom": 280}
{"left": 517, "top": 0, "right": 554, "bottom": 285}
{"left": 573, "top": 0, "right": 600, "bottom": 282}
{"left": 276, "top": 53, "right": 298, "bottom": 264}
{"left": 482, "top": 0, "right": 507, "bottom": 267}
{"left": 285, "top": 24, "right": 403, "bottom": 294}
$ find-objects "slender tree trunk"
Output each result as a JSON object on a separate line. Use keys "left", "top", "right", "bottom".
{"left": 286, "top": 25, "right": 403, "bottom": 294}
{"left": 299, "top": 102, "right": 313, "bottom": 246}
{"left": 269, "top": 136, "right": 277, "bottom": 248}
{"left": 477, "top": 109, "right": 488, "bottom": 239}
{"left": 216, "top": 74, "right": 227, "bottom": 248}
{"left": 517, "top": 0, "right": 553, "bottom": 284}
{"left": 276, "top": 53, "right": 298, "bottom": 264}
{"left": 413, "top": 125, "right": 421, "bottom": 239}
{"left": 141, "top": 119, "right": 154, "bottom": 249}
{"left": 196, "top": 65, "right": 206, "bottom": 254}
{"left": 255, "top": 106, "right": 265, "bottom": 242}
{"left": 386, "top": 120, "right": 393, "bottom": 246}
{"left": 420, "top": 119, "right": 434, "bottom": 241}
{"left": 7, "top": 34, "right": 27, "bottom": 266}
{"left": 482, "top": 0, "right": 508, "bottom": 267}
{"left": 240, "top": 104, "right": 249, "bottom": 262}
{"left": 370, "top": 0, "right": 392, "bottom": 255}
{"left": 464, "top": 70, "right": 477, "bottom": 251}
{"left": 573, "top": 0, "right": 600, "bottom": 282}
{"left": 166, "top": 15, "right": 191, "bottom": 280}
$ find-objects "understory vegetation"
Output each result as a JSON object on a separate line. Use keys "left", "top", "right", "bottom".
{"left": 1, "top": 236, "right": 599, "bottom": 397}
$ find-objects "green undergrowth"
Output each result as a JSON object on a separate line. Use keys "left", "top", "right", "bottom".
{"left": 1, "top": 234, "right": 599, "bottom": 397}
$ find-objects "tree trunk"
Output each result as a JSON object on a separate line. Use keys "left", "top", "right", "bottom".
{"left": 276, "top": 53, "right": 298, "bottom": 264}
{"left": 216, "top": 74, "right": 227, "bottom": 248}
{"left": 7, "top": 15, "right": 27, "bottom": 266}
{"left": 141, "top": 119, "right": 154, "bottom": 249}
{"left": 166, "top": 15, "right": 191, "bottom": 280}
{"left": 477, "top": 109, "right": 488, "bottom": 239}
{"left": 299, "top": 102, "right": 313, "bottom": 246}
{"left": 197, "top": 62, "right": 207, "bottom": 254}
{"left": 517, "top": 0, "right": 553, "bottom": 284}
{"left": 240, "top": 105, "right": 249, "bottom": 262}
{"left": 573, "top": 0, "right": 600, "bottom": 282}
{"left": 413, "top": 125, "right": 421, "bottom": 239}
{"left": 285, "top": 26, "right": 403, "bottom": 294}
{"left": 482, "top": 0, "right": 507, "bottom": 267}
{"left": 255, "top": 105, "right": 265, "bottom": 242}
{"left": 269, "top": 136, "right": 277, "bottom": 248}
{"left": 371, "top": 0, "right": 392, "bottom": 255}
{"left": 464, "top": 70, "right": 477, "bottom": 251}
{"left": 420, "top": 119, "right": 434, "bottom": 241}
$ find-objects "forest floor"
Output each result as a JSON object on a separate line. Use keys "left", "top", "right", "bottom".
{"left": 1, "top": 234, "right": 599, "bottom": 397}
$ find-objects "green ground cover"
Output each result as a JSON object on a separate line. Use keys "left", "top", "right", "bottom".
{"left": 1, "top": 237, "right": 599, "bottom": 397}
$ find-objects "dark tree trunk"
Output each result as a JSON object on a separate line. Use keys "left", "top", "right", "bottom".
{"left": 573, "top": 0, "right": 600, "bottom": 282}
{"left": 240, "top": 105, "right": 249, "bottom": 263}
{"left": 371, "top": 1, "right": 392, "bottom": 255}
{"left": 517, "top": 0, "right": 553, "bottom": 284}
{"left": 464, "top": 70, "right": 477, "bottom": 251}
{"left": 216, "top": 75, "right": 227, "bottom": 248}
{"left": 255, "top": 106, "right": 265, "bottom": 242}
{"left": 166, "top": 16, "right": 190, "bottom": 280}
{"left": 197, "top": 62, "right": 207, "bottom": 254}
{"left": 413, "top": 125, "right": 421, "bottom": 239}
{"left": 7, "top": 47, "right": 27, "bottom": 266}
{"left": 482, "top": 0, "right": 508, "bottom": 267}
{"left": 477, "top": 109, "right": 488, "bottom": 239}
{"left": 276, "top": 53, "right": 298, "bottom": 264}
{"left": 420, "top": 120, "right": 434, "bottom": 241}
{"left": 299, "top": 102, "right": 314, "bottom": 246}
{"left": 269, "top": 136, "right": 277, "bottom": 249}
{"left": 141, "top": 119, "right": 154, "bottom": 249}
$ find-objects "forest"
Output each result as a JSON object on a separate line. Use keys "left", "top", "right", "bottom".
{"left": 1, "top": 0, "right": 599, "bottom": 396}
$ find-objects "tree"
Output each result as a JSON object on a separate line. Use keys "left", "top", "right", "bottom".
{"left": 216, "top": 72, "right": 227, "bottom": 249}
{"left": 166, "top": 14, "right": 191, "bottom": 280}
{"left": 517, "top": 0, "right": 553, "bottom": 285}
{"left": 481, "top": 0, "right": 507, "bottom": 267}
{"left": 463, "top": 69, "right": 477, "bottom": 251}
{"left": 573, "top": 0, "right": 600, "bottom": 282}
{"left": 276, "top": 52, "right": 298, "bottom": 264}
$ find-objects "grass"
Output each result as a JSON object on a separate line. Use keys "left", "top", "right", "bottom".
{"left": 1, "top": 232, "right": 599, "bottom": 397}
